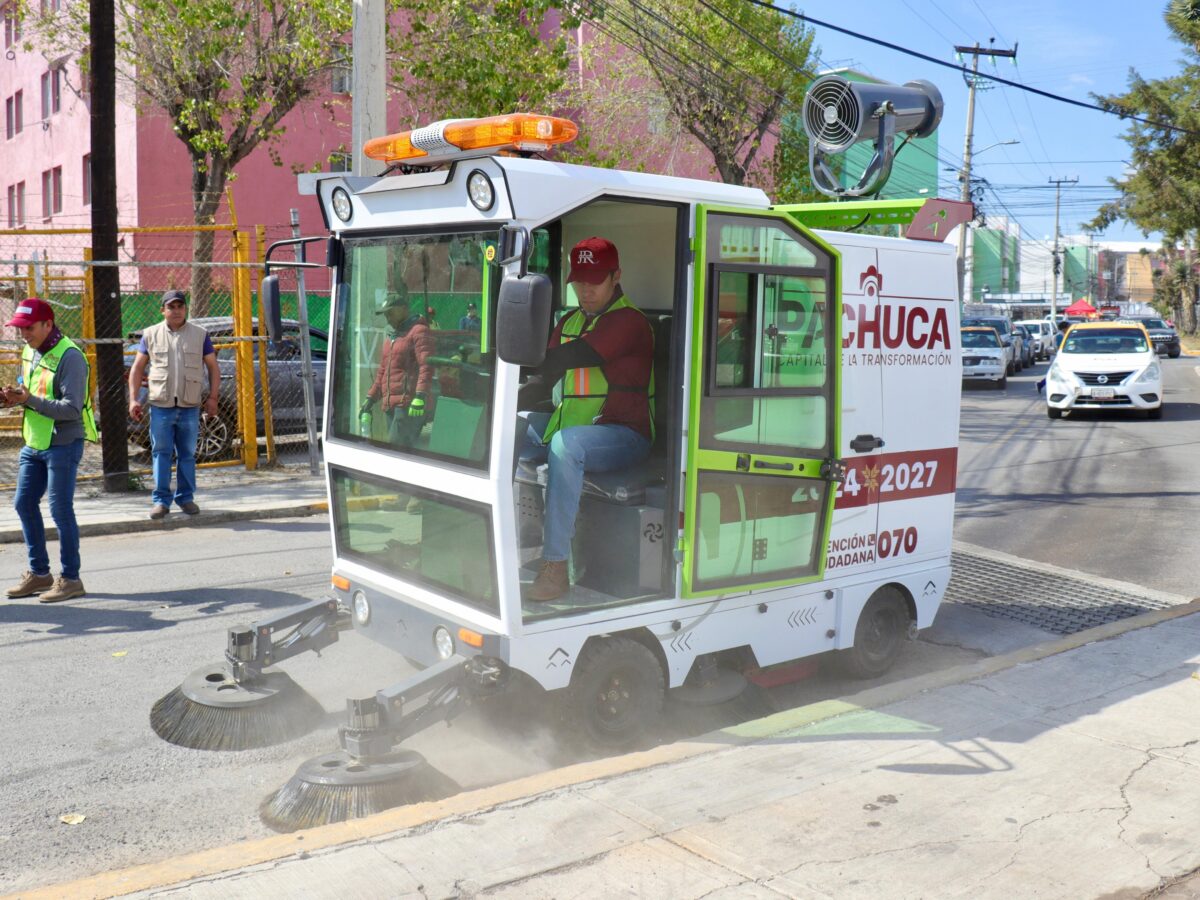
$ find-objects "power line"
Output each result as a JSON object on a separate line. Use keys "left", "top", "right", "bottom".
{"left": 741, "top": 0, "right": 1198, "bottom": 136}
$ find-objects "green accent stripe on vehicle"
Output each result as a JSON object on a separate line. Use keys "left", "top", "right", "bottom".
{"left": 775, "top": 198, "right": 927, "bottom": 230}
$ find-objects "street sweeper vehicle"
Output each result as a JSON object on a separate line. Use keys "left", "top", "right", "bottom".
{"left": 151, "top": 74, "right": 970, "bottom": 831}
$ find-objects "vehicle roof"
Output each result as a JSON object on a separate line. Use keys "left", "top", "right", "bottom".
{"left": 961, "top": 325, "right": 1000, "bottom": 332}
{"left": 1067, "top": 321, "right": 1148, "bottom": 332}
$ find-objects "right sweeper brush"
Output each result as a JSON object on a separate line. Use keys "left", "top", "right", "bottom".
{"left": 259, "top": 749, "right": 460, "bottom": 832}
{"left": 151, "top": 662, "right": 326, "bottom": 751}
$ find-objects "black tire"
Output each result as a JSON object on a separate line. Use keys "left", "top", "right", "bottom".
{"left": 839, "top": 587, "right": 910, "bottom": 680}
{"left": 1148, "top": 406, "right": 1163, "bottom": 420}
{"left": 996, "top": 376, "right": 1007, "bottom": 390}
{"left": 1047, "top": 406, "right": 1063, "bottom": 420}
{"left": 196, "top": 412, "right": 235, "bottom": 462}
{"left": 562, "top": 636, "right": 664, "bottom": 750}
{"left": 1007, "top": 360, "right": 1016, "bottom": 375}
{"left": 1168, "top": 350, "right": 1180, "bottom": 359}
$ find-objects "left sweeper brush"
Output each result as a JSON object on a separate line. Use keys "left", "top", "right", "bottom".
{"left": 150, "top": 598, "right": 346, "bottom": 751}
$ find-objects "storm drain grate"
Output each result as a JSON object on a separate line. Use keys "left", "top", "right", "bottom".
{"left": 944, "top": 549, "right": 1181, "bottom": 636}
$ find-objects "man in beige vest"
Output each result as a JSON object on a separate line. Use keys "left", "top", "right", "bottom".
{"left": 128, "top": 290, "right": 220, "bottom": 519}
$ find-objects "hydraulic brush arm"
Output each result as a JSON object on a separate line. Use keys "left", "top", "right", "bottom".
{"left": 225, "top": 597, "right": 349, "bottom": 681}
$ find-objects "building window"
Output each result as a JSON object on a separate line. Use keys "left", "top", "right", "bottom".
{"left": 5, "top": 184, "right": 13, "bottom": 227}
{"left": 329, "top": 150, "right": 350, "bottom": 172}
{"left": 331, "top": 63, "right": 351, "bottom": 95}
{"left": 3, "top": 2, "right": 20, "bottom": 49}
{"left": 82, "top": 153, "right": 91, "bottom": 205}
{"left": 13, "top": 89, "right": 21, "bottom": 134}
{"left": 41, "top": 166, "right": 61, "bottom": 219}
{"left": 9, "top": 181, "right": 25, "bottom": 226}
{"left": 4, "top": 95, "right": 13, "bottom": 140}
{"left": 40, "top": 68, "right": 62, "bottom": 119}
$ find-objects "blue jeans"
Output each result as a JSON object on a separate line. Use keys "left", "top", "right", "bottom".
{"left": 150, "top": 405, "right": 199, "bottom": 507}
{"left": 14, "top": 438, "right": 85, "bottom": 580}
{"left": 518, "top": 412, "right": 650, "bottom": 562}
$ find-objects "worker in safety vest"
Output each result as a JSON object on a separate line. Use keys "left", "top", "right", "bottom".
{"left": 2, "top": 298, "right": 98, "bottom": 603}
{"left": 518, "top": 237, "right": 654, "bottom": 602}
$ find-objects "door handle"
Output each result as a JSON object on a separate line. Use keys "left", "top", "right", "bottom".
{"left": 849, "top": 434, "right": 885, "bottom": 453}
{"left": 752, "top": 460, "right": 794, "bottom": 472}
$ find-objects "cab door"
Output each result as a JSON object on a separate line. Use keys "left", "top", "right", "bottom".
{"left": 683, "top": 208, "right": 841, "bottom": 597}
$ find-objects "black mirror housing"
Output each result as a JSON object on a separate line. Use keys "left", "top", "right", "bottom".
{"left": 496, "top": 272, "right": 552, "bottom": 367}
{"left": 260, "top": 274, "right": 284, "bottom": 343}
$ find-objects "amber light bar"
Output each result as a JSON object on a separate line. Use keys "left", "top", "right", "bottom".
{"left": 363, "top": 113, "right": 578, "bottom": 165}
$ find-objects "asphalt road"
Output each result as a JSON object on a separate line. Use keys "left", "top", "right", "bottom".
{"left": 956, "top": 354, "right": 1200, "bottom": 598}
{"left": 1, "top": 359, "right": 1197, "bottom": 893}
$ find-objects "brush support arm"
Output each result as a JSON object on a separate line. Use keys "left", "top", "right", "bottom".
{"left": 339, "top": 655, "right": 508, "bottom": 759}
{"left": 225, "top": 597, "right": 348, "bottom": 682}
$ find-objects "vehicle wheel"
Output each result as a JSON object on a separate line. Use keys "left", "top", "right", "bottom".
{"left": 1047, "top": 406, "right": 1063, "bottom": 420}
{"left": 1148, "top": 406, "right": 1163, "bottom": 420}
{"left": 562, "top": 636, "right": 664, "bottom": 750}
{"left": 839, "top": 587, "right": 910, "bottom": 680}
{"left": 1007, "top": 361, "right": 1015, "bottom": 375}
{"left": 1168, "top": 350, "right": 1180, "bottom": 359}
{"left": 196, "top": 412, "right": 235, "bottom": 462}
{"left": 996, "top": 376, "right": 1007, "bottom": 390}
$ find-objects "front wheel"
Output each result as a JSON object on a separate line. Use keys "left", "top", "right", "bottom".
{"left": 1047, "top": 406, "right": 1063, "bottom": 420}
{"left": 996, "top": 376, "right": 1007, "bottom": 390}
{"left": 196, "top": 412, "right": 235, "bottom": 462}
{"left": 839, "top": 587, "right": 910, "bottom": 680}
{"left": 1148, "top": 406, "right": 1164, "bottom": 420}
{"left": 562, "top": 636, "right": 664, "bottom": 750}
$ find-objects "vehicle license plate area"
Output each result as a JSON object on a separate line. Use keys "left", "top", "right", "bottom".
{"left": 1089, "top": 387, "right": 1116, "bottom": 399}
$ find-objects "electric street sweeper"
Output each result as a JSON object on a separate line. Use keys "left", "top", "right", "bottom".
{"left": 151, "top": 74, "right": 973, "bottom": 832}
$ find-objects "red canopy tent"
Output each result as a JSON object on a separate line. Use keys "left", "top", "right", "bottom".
{"left": 1063, "top": 299, "right": 1097, "bottom": 317}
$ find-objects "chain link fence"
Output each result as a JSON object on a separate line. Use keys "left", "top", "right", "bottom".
{"left": 0, "top": 224, "right": 330, "bottom": 489}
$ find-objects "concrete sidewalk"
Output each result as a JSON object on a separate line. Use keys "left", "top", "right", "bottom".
{"left": 0, "top": 463, "right": 327, "bottom": 545}
{"left": 18, "top": 600, "right": 1200, "bottom": 900}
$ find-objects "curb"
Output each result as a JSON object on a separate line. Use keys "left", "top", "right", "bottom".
{"left": 0, "top": 501, "right": 329, "bottom": 545}
{"left": 16, "top": 596, "right": 1200, "bottom": 900}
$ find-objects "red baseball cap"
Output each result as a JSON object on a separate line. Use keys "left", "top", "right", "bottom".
{"left": 6, "top": 298, "right": 55, "bottom": 328}
{"left": 566, "top": 237, "right": 620, "bottom": 284}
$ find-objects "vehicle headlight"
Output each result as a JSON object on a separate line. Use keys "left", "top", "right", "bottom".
{"left": 1047, "top": 361, "right": 1064, "bottom": 381}
{"left": 352, "top": 590, "right": 370, "bottom": 626}
{"left": 434, "top": 626, "right": 455, "bottom": 660}
{"left": 467, "top": 170, "right": 495, "bottom": 212}
{"left": 1136, "top": 362, "right": 1161, "bottom": 383}
{"left": 331, "top": 187, "right": 353, "bottom": 223}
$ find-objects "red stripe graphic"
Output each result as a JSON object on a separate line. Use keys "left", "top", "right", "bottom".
{"left": 834, "top": 447, "right": 957, "bottom": 509}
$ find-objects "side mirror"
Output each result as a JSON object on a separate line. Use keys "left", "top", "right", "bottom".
{"left": 496, "top": 272, "right": 552, "bottom": 367}
{"left": 260, "top": 274, "right": 284, "bottom": 343}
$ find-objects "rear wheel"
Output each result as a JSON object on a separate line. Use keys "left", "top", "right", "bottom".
{"left": 1047, "top": 406, "right": 1063, "bottom": 420}
{"left": 839, "top": 587, "right": 910, "bottom": 680}
{"left": 562, "top": 636, "right": 664, "bottom": 750}
{"left": 196, "top": 411, "right": 235, "bottom": 462}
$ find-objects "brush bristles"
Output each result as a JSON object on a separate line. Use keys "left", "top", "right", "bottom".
{"left": 150, "top": 683, "right": 326, "bottom": 751}
{"left": 260, "top": 765, "right": 459, "bottom": 832}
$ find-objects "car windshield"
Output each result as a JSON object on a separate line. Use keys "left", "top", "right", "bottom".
{"left": 963, "top": 318, "right": 1009, "bottom": 335}
{"left": 961, "top": 330, "right": 1001, "bottom": 348}
{"left": 1140, "top": 318, "right": 1167, "bottom": 329}
{"left": 1061, "top": 328, "right": 1149, "bottom": 354}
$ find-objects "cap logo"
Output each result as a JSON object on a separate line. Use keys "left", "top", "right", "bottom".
{"left": 576, "top": 249, "right": 596, "bottom": 265}
{"left": 15, "top": 305, "right": 33, "bottom": 316}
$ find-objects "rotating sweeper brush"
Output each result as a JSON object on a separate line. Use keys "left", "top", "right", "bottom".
{"left": 150, "top": 598, "right": 345, "bottom": 751}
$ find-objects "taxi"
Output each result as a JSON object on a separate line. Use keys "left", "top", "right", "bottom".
{"left": 960, "top": 325, "right": 1007, "bottom": 388}
{"left": 1045, "top": 320, "right": 1163, "bottom": 419}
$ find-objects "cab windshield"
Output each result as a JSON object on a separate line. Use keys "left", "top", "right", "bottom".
{"left": 1061, "top": 328, "right": 1149, "bottom": 354}
{"left": 330, "top": 230, "right": 497, "bottom": 470}
{"left": 961, "top": 330, "right": 1001, "bottom": 348}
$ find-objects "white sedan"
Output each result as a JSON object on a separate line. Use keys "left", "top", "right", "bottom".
{"left": 1045, "top": 323, "right": 1163, "bottom": 419}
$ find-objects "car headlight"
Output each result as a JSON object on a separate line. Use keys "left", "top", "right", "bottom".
{"left": 1047, "top": 361, "right": 1064, "bottom": 381}
{"left": 1136, "top": 362, "right": 1161, "bottom": 383}
{"left": 331, "top": 187, "right": 353, "bottom": 223}
{"left": 467, "top": 169, "right": 495, "bottom": 211}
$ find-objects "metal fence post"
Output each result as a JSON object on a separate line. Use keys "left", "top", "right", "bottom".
{"left": 290, "top": 209, "right": 320, "bottom": 475}
{"left": 232, "top": 230, "right": 258, "bottom": 470}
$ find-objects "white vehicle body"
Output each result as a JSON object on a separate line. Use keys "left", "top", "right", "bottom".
{"left": 308, "top": 153, "right": 961, "bottom": 696}
{"left": 1046, "top": 323, "right": 1163, "bottom": 418}
{"left": 961, "top": 328, "right": 1007, "bottom": 385}
{"left": 1020, "top": 321, "right": 1052, "bottom": 359}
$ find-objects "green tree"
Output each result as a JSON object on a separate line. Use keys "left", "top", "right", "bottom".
{"left": 25, "top": 0, "right": 352, "bottom": 314}
{"left": 388, "top": 0, "right": 578, "bottom": 120}
{"left": 584, "top": 0, "right": 818, "bottom": 189}
{"left": 1091, "top": 0, "right": 1200, "bottom": 333}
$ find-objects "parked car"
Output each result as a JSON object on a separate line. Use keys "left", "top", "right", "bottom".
{"left": 961, "top": 326, "right": 1007, "bottom": 389}
{"left": 1121, "top": 316, "right": 1181, "bottom": 358}
{"left": 962, "top": 316, "right": 1021, "bottom": 374}
{"left": 1022, "top": 320, "right": 1054, "bottom": 360}
{"left": 126, "top": 317, "right": 328, "bottom": 461}
{"left": 1012, "top": 323, "right": 1037, "bottom": 368}
{"left": 1045, "top": 321, "right": 1162, "bottom": 420}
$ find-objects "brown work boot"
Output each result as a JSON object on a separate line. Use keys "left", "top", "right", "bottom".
{"left": 527, "top": 560, "right": 569, "bottom": 602}
{"left": 39, "top": 577, "right": 86, "bottom": 604}
{"left": 180, "top": 501, "right": 200, "bottom": 515}
{"left": 6, "top": 570, "right": 54, "bottom": 599}
{"left": 149, "top": 504, "right": 169, "bottom": 520}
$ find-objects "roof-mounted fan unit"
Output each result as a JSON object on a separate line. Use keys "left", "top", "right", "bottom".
{"left": 803, "top": 75, "right": 944, "bottom": 198}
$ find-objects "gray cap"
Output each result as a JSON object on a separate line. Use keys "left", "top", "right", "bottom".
{"left": 377, "top": 288, "right": 409, "bottom": 314}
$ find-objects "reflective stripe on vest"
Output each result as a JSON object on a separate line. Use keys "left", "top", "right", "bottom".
{"left": 540, "top": 296, "right": 654, "bottom": 443}
{"left": 21, "top": 337, "right": 99, "bottom": 450}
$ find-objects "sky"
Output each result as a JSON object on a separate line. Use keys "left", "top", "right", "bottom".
{"left": 791, "top": 0, "right": 1184, "bottom": 249}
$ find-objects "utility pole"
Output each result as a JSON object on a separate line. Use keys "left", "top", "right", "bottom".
{"left": 1048, "top": 176, "right": 1078, "bottom": 319}
{"left": 352, "top": 0, "right": 386, "bottom": 177}
{"left": 954, "top": 40, "right": 1017, "bottom": 308}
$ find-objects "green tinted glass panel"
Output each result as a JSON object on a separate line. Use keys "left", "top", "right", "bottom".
{"left": 331, "top": 468, "right": 497, "bottom": 614}
{"left": 716, "top": 222, "right": 819, "bottom": 267}
{"left": 332, "top": 232, "right": 497, "bottom": 468}
{"left": 695, "top": 472, "right": 826, "bottom": 588}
